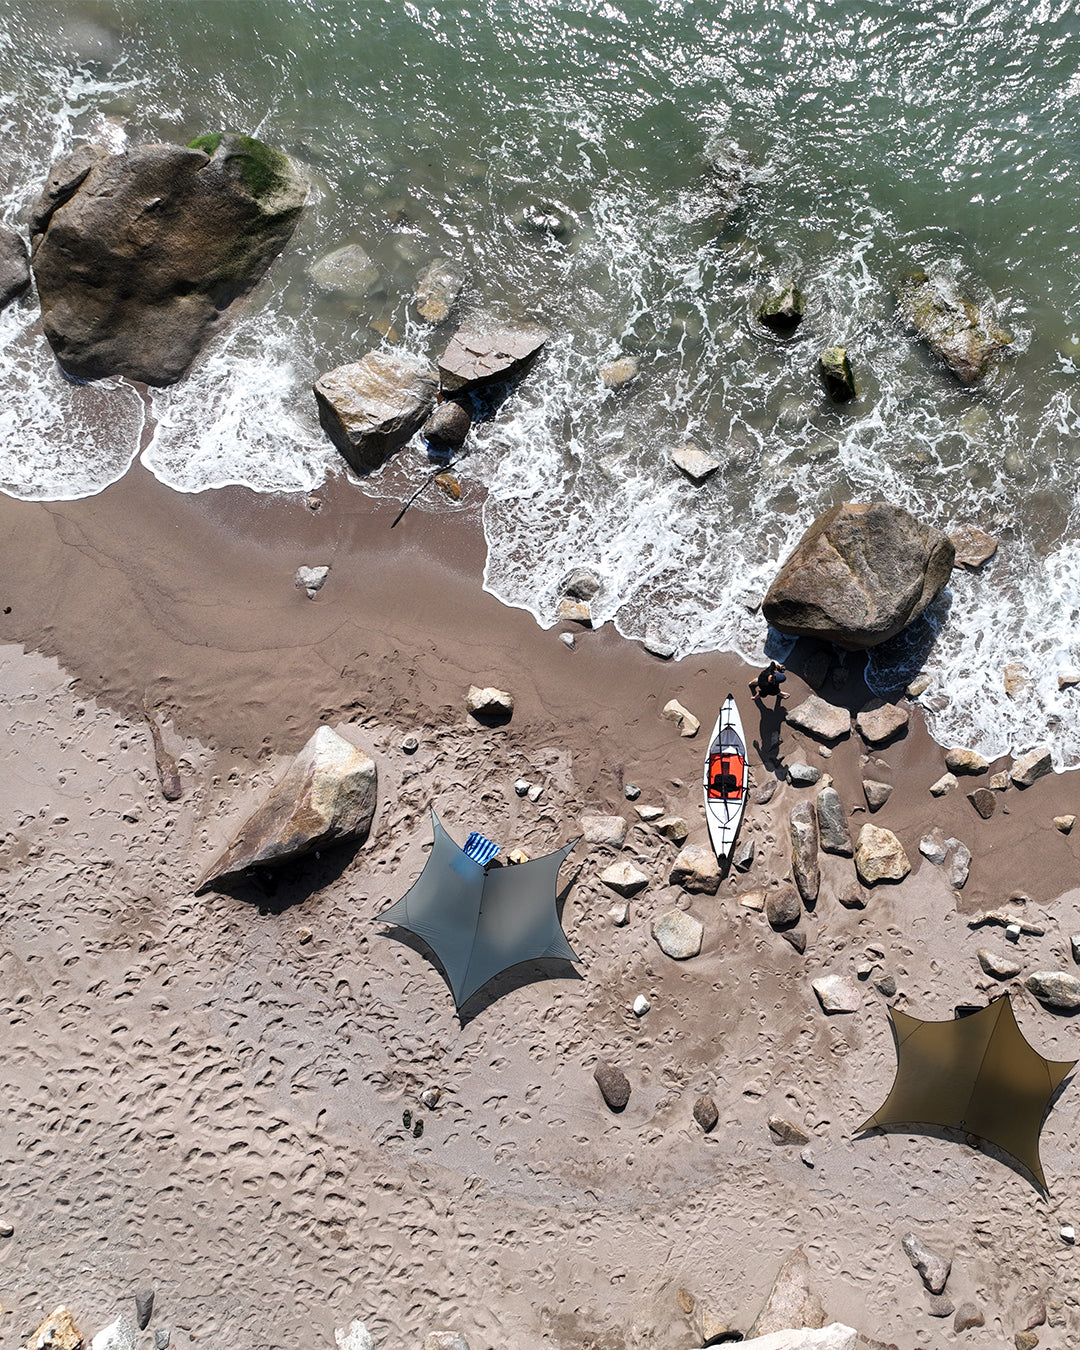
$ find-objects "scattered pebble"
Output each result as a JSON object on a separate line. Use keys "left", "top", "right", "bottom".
{"left": 1061, "top": 1225, "right": 1075, "bottom": 1244}
{"left": 559, "top": 632, "right": 576, "bottom": 649}
{"left": 693, "top": 1094, "right": 719, "bottom": 1132}
{"left": 295, "top": 564, "right": 330, "bottom": 596}
{"left": 875, "top": 974, "right": 897, "bottom": 997}
{"left": 527, "top": 784, "right": 543, "bottom": 803}
{"left": 739, "top": 888, "right": 766, "bottom": 911}
{"left": 420, "top": 1087, "right": 441, "bottom": 1109}
{"left": 0, "top": 1220, "right": 13, "bottom": 1237}
{"left": 514, "top": 778, "right": 531, "bottom": 796}
{"left": 767, "top": 1114, "right": 810, "bottom": 1145}
{"left": 800, "top": 1147, "right": 815, "bottom": 1167}
{"left": 1054, "top": 814, "right": 1075, "bottom": 833}
{"left": 401, "top": 735, "right": 419, "bottom": 754}
{"left": 1071, "top": 934, "right": 1080, "bottom": 964}
{"left": 632, "top": 994, "right": 651, "bottom": 1017}
{"left": 507, "top": 848, "right": 529, "bottom": 865}
{"left": 929, "top": 772, "right": 957, "bottom": 796}
{"left": 789, "top": 761, "right": 822, "bottom": 787}
{"left": 608, "top": 901, "right": 630, "bottom": 927}
{"left": 624, "top": 783, "right": 640, "bottom": 800}
{"left": 297, "top": 927, "right": 313, "bottom": 945}
{"left": 1005, "top": 923, "right": 1022, "bottom": 942}
{"left": 594, "top": 1061, "right": 631, "bottom": 1112}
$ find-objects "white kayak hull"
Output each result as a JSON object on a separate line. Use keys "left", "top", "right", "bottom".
{"left": 703, "top": 694, "right": 748, "bottom": 860}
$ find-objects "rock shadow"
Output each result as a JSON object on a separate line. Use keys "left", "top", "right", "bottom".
{"left": 198, "top": 836, "right": 363, "bottom": 913}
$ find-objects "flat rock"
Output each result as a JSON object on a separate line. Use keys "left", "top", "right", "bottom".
{"left": 635, "top": 804, "right": 664, "bottom": 821}
{"left": 315, "top": 351, "right": 438, "bottom": 473}
{"left": 790, "top": 801, "right": 820, "bottom": 904}
{"left": 0, "top": 225, "right": 30, "bottom": 310}
{"left": 598, "top": 860, "right": 648, "bottom": 896}
{"left": 950, "top": 524, "right": 998, "bottom": 568}
{"left": 197, "top": 727, "right": 377, "bottom": 892}
{"left": 929, "top": 772, "right": 957, "bottom": 796}
{"left": 733, "top": 837, "right": 755, "bottom": 870}
{"left": 439, "top": 319, "right": 548, "bottom": 392}
{"left": 581, "top": 814, "right": 628, "bottom": 847}
{"left": 766, "top": 883, "right": 802, "bottom": 930}
{"left": 856, "top": 702, "right": 909, "bottom": 745}
{"left": 670, "top": 441, "right": 721, "bottom": 482}
{"left": 670, "top": 845, "right": 721, "bottom": 895}
{"left": 718, "top": 1327, "right": 857, "bottom": 1350}
{"left": 978, "top": 949, "right": 1021, "bottom": 979}
{"left": 896, "top": 268, "right": 1011, "bottom": 385}
{"left": 1011, "top": 745, "right": 1053, "bottom": 788}
{"left": 740, "top": 888, "right": 767, "bottom": 911}
{"left": 693, "top": 1095, "right": 719, "bottom": 1132}
{"left": 946, "top": 747, "right": 989, "bottom": 775}
{"left": 594, "top": 1061, "right": 631, "bottom": 1112}
{"left": 862, "top": 779, "right": 893, "bottom": 812}
{"left": 788, "top": 762, "right": 822, "bottom": 786}
{"left": 816, "top": 787, "right": 852, "bottom": 856}
{"left": 968, "top": 787, "right": 996, "bottom": 818}
{"left": 662, "top": 698, "right": 700, "bottom": 737}
{"left": 854, "top": 824, "right": 910, "bottom": 884}
{"left": 901, "top": 1231, "right": 951, "bottom": 1294}
{"left": 652, "top": 909, "right": 704, "bottom": 960}
{"left": 749, "top": 1247, "right": 826, "bottom": 1338}
{"left": 786, "top": 695, "right": 852, "bottom": 742}
{"left": 812, "top": 974, "right": 861, "bottom": 1013}
{"left": 768, "top": 1115, "right": 810, "bottom": 1145}
{"left": 655, "top": 814, "right": 690, "bottom": 843}
{"left": 414, "top": 257, "right": 465, "bottom": 323}
{"left": 25, "top": 1308, "right": 85, "bottom": 1350}
{"left": 1026, "top": 971, "right": 1080, "bottom": 1011}
{"left": 465, "top": 685, "right": 514, "bottom": 719}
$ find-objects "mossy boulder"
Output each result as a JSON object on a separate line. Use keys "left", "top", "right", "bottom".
{"left": 31, "top": 134, "right": 307, "bottom": 385}
{"left": 819, "top": 345, "right": 856, "bottom": 401}
{"left": 896, "top": 269, "right": 1011, "bottom": 385}
{"left": 758, "top": 281, "right": 804, "bottom": 335}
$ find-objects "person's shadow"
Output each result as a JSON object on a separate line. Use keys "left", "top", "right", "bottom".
{"left": 751, "top": 695, "right": 788, "bottom": 775}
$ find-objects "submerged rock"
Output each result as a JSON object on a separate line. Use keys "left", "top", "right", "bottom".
{"left": 0, "top": 226, "right": 30, "bottom": 310}
{"left": 414, "top": 257, "right": 465, "bottom": 323}
{"left": 31, "top": 135, "right": 307, "bottom": 384}
{"left": 599, "top": 354, "right": 640, "bottom": 388}
{"left": 763, "top": 501, "right": 954, "bottom": 650}
{"left": 438, "top": 318, "right": 548, "bottom": 392}
{"left": 896, "top": 268, "right": 1011, "bottom": 385}
{"left": 950, "top": 523, "right": 999, "bottom": 569}
{"left": 197, "top": 727, "right": 377, "bottom": 891}
{"left": 314, "top": 351, "right": 437, "bottom": 474}
{"left": 308, "top": 243, "right": 380, "bottom": 297}
{"left": 758, "top": 281, "right": 804, "bottom": 336}
{"left": 818, "top": 345, "right": 856, "bottom": 401}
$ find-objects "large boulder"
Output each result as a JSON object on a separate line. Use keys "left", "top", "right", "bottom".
{"left": 197, "top": 726, "right": 377, "bottom": 892}
{"left": 762, "top": 502, "right": 955, "bottom": 650}
{"left": 0, "top": 226, "right": 31, "bottom": 310}
{"left": 31, "top": 135, "right": 307, "bottom": 385}
{"left": 438, "top": 318, "right": 548, "bottom": 392}
{"left": 314, "top": 351, "right": 438, "bottom": 474}
{"left": 896, "top": 269, "right": 1011, "bottom": 385}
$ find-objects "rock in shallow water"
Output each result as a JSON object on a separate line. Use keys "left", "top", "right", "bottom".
{"left": 819, "top": 344, "right": 856, "bottom": 401}
{"left": 1011, "top": 745, "right": 1053, "bottom": 787}
{"left": 0, "top": 226, "right": 30, "bottom": 310}
{"left": 414, "top": 257, "right": 465, "bottom": 323}
{"left": 896, "top": 268, "right": 1011, "bottom": 385}
{"left": 315, "top": 350, "right": 437, "bottom": 474}
{"left": 438, "top": 318, "right": 548, "bottom": 392}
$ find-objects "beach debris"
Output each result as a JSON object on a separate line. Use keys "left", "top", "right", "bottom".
{"left": 1004, "top": 661, "right": 1032, "bottom": 700}
{"left": 788, "top": 762, "right": 822, "bottom": 786}
{"left": 816, "top": 787, "right": 853, "bottom": 856}
{"left": 669, "top": 440, "right": 721, "bottom": 483}
{"left": 854, "top": 825, "right": 910, "bottom": 884}
{"left": 819, "top": 345, "right": 856, "bottom": 402}
{"left": 733, "top": 837, "right": 755, "bottom": 870}
{"left": 632, "top": 993, "right": 651, "bottom": 1017}
{"left": 1053, "top": 814, "right": 1075, "bottom": 833}
{"left": 670, "top": 845, "right": 721, "bottom": 895}
{"left": 901, "top": 1231, "right": 951, "bottom": 1294}
{"left": 91, "top": 1315, "right": 136, "bottom": 1350}
{"left": 766, "top": 884, "right": 802, "bottom": 930}
{"left": 812, "top": 974, "right": 861, "bottom": 1013}
{"left": 929, "top": 771, "right": 957, "bottom": 796}
{"left": 768, "top": 1115, "right": 810, "bottom": 1146}
{"left": 335, "top": 1321, "right": 375, "bottom": 1350}
{"left": 581, "top": 814, "right": 628, "bottom": 847}
{"left": 414, "top": 257, "right": 465, "bottom": 323}
{"left": 594, "top": 1061, "right": 631, "bottom": 1112}
{"left": 0, "top": 226, "right": 30, "bottom": 310}
{"left": 142, "top": 700, "right": 182, "bottom": 801}
{"left": 856, "top": 701, "right": 909, "bottom": 745}
{"left": 134, "top": 1289, "right": 154, "bottom": 1332}
{"left": 315, "top": 351, "right": 437, "bottom": 473}
{"left": 651, "top": 909, "right": 704, "bottom": 960}
{"left": 790, "top": 801, "right": 820, "bottom": 905}
{"left": 740, "top": 888, "right": 766, "bottom": 911}
{"left": 950, "top": 523, "right": 998, "bottom": 568}
{"left": 32, "top": 136, "right": 306, "bottom": 385}
{"left": 401, "top": 735, "right": 419, "bottom": 754}
{"left": 1010, "top": 745, "right": 1053, "bottom": 787}
{"left": 693, "top": 1095, "right": 719, "bottom": 1132}
{"left": 967, "top": 787, "right": 996, "bottom": 818}
{"left": 655, "top": 814, "right": 689, "bottom": 843}
{"left": 465, "top": 685, "right": 514, "bottom": 720}
{"left": 763, "top": 501, "right": 954, "bottom": 650}
{"left": 946, "top": 747, "right": 989, "bottom": 774}
{"left": 661, "top": 698, "right": 700, "bottom": 737}
{"left": 978, "top": 949, "right": 1021, "bottom": 980}
{"left": 609, "top": 901, "right": 630, "bottom": 926}
{"left": 758, "top": 280, "right": 804, "bottom": 336}
{"left": 295, "top": 564, "right": 329, "bottom": 597}
{"left": 438, "top": 318, "right": 549, "bottom": 393}
{"left": 896, "top": 267, "right": 1011, "bottom": 384}
{"left": 624, "top": 782, "right": 640, "bottom": 800}
{"left": 968, "top": 908, "right": 1043, "bottom": 935}
{"left": 748, "top": 1247, "right": 826, "bottom": 1338}
{"left": 1025, "top": 971, "right": 1080, "bottom": 1011}
{"left": 424, "top": 1334, "right": 470, "bottom": 1350}
{"left": 635, "top": 804, "right": 664, "bottom": 821}
{"left": 785, "top": 695, "right": 852, "bottom": 742}
{"left": 421, "top": 398, "right": 472, "bottom": 447}
{"left": 26, "top": 1308, "right": 86, "bottom": 1350}
{"left": 196, "top": 726, "right": 377, "bottom": 892}
{"left": 599, "top": 860, "right": 648, "bottom": 897}
{"left": 599, "top": 354, "right": 640, "bottom": 388}
{"left": 837, "top": 881, "right": 867, "bottom": 909}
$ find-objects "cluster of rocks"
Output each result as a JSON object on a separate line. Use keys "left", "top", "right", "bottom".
{"left": 21, "top": 1293, "right": 163, "bottom": 1350}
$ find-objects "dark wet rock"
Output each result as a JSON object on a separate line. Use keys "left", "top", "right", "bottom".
{"left": 902, "top": 1231, "right": 951, "bottom": 1294}
{"left": 693, "top": 1094, "right": 719, "bottom": 1132}
{"left": 561, "top": 569, "right": 601, "bottom": 601}
{"left": 197, "top": 726, "right": 377, "bottom": 892}
{"left": 520, "top": 204, "right": 572, "bottom": 240}
{"left": 314, "top": 351, "right": 437, "bottom": 473}
{"left": 438, "top": 318, "right": 548, "bottom": 392}
{"left": 0, "top": 227, "right": 30, "bottom": 310}
{"left": 414, "top": 257, "right": 465, "bottom": 323}
{"left": 950, "top": 523, "right": 998, "bottom": 569}
{"left": 749, "top": 1247, "right": 826, "bottom": 1338}
{"left": 790, "top": 800, "right": 820, "bottom": 905}
{"left": 968, "top": 787, "right": 997, "bottom": 819}
{"left": 422, "top": 398, "right": 472, "bottom": 447}
{"left": 819, "top": 345, "right": 856, "bottom": 401}
{"left": 758, "top": 281, "right": 804, "bottom": 336}
{"left": 766, "top": 883, "right": 802, "bottom": 930}
{"left": 781, "top": 928, "right": 807, "bottom": 954}
{"left": 763, "top": 501, "right": 955, "bottom": 650}
{"left": 896, "top": 268, "right": 1011, "bottom": 385}
{"left": 594, "top": 1061, "right": 631, "bottom": 1112}
{"left": 816, "top": 787, "right": 853, "bottom": 856}
{"left": 32, "top": 135, "right": 307, "bottom": 384}
{"left": 28, "top": 143, "right": 110, "bottom": 237}
{"left": 704, "top": 134, "right": 752, "bottom": 227}
{"left": 802, "top": 649, "right": 832, "bottom": 690}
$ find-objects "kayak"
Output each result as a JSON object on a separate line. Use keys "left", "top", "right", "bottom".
{"left": 703, "top": 694, "right": 748, "bottom": 860}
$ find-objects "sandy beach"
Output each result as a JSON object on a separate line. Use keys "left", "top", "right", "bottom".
{"left": 2, "top": 467, "right": 1080, "bottom": 1350}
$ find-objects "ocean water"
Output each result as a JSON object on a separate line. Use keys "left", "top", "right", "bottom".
{"left": 1, "top": 0, "right": 1079, "bottom": 766}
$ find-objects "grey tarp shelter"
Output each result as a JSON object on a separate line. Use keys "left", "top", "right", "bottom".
{"left": 378, "top": 810, "right": 580, "bottom": 1009}
{"left": 860, "top": 995, "right": 1075, "bottom": 1189}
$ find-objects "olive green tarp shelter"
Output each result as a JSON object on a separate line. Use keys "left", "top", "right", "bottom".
{"left": 378, "top": 810, "right": 580, "bottom": 1010}
{"left": 859, "top": 995, "right": 1075, "bottom": 1189}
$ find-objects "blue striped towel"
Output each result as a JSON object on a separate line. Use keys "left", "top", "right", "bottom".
{"left": 463, "top": 831, "right": 500, "bottom": 866}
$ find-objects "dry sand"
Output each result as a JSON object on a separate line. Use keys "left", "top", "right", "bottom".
{"left": 1, "top": 468, "right": 1079, "bottom": 1350}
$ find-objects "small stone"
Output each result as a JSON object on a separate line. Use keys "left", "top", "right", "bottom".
{"left": 950, "top": 524, "right": 998, "bottom": 568}
{"left": 977, "top": 949, "right": 1021, "bottom": 979}
{"left": 514, "top": 778, "right": 531, "bottom": 796}
{"left": 946, "top": 747, "right": 990, "bottom": 775}
{"left": 594, "top": 1061, "right": 631, "bottom": 1112}
{"left": 789, "top": 762, "right": 822, "bottom": 786}
{"left": 465, "top": 685, "right": 514, "bottom": 719}
{"left": 812, "top": 974, "right": 861, "bottom": 1013}
{"left": 655, "top": 814, "right": 689, "bottom": 843}
{"left": 862, "top": 779, "right": 893, "bottom": 812}
{"left": 766, "top": 883, "right": 802, "bottom": 930}
{"left": 837, "top": 881, "right": 868, "bottom": 909}
{"left": 968, "top": 787, "right": 997, "bottom": 818}
{"left": 624, "top": 783, "right": 640, "bottom": 800}
{"left": 599, "top": 354, "right": 640, "bottom": 388}
{"left": 781, "top": 928, "right": 807, "bottom": 954}
{"left": 732, "top": 837, "right": 755, "bottom": 871}
{"left": 856, "top": 702, "right": 909, "bottom": 745}
{"left": 768, "top": 1114, "right": 810, "bottom": 1145}
{"left": 422, "top": 399, "right": 472, "bottom": 447}
{"left": 135, "top": 1288, "right": 154, "bottom": 1331}
{"left": 1004, "top": 661, "right": 1031, "bottom": 699}
{"left": 662, "top": 698, "right": 700, "bottom": 737}
{"left": 1053, "top": 815, "right": 1075, "bottom": 833}
{"left": 527, "top": 784, "right": 543, "bottom": 803}
{"left": 608, "top": 901, "right": 630, "bottom": 926}
{"left": 739, "top": 889, "right": 766, "bottom": 911}
{"left": 1015, "top": 1333, "right": 1039, "bottom": 1350}
{"left": 752, "top": 778, "right": 778, "bottom": 805}
{"left": 27, "top": 1309, "right": 86, "bottom": 1350}
{"left": 907, "top": 673, "right": 933, "bottom": 697}
{"left": 561, "top": 569, "right": 600, "bottom": 601}
{"left": 401, "top": 735, "right": 419, "bottom": 754}
{"left": 927, "top": 1294, "right": 955, "bottom": 1318}
{"left": 988, "top": 771, "right": 1010, "bottom": 790}
{"left": 670, "top": 845, "right": 721, "bottom": 895}
{"left": 336, "top": 1320, "right": 375, "bottom": 1350}
{"left": 901, "top": 1232, "right": 951, "bottom": 1294}
{"left": 856, "top": 961, "right": 873, "bottom": 979}
{"left": 677, "top": 1289, "right": 695, "bottom": 1316}
{"left": 632, "top": 993, "right": 651, "bottom": 1017}
{"left": 1071, "top": 934, "right": 1080, "bottom": 963}
{"left": 153, "top": 1331, "right": 171, "bottom": 1350}
{"left": 559, "top": 632, "right": 576, "bottom": 649}
{"left": 1011, "top": 745, "right": 1054, "bottom": 787}
{"left": 581, "top": 814, "right": 628, "bottom": 847}
{"left": 295, "top": 564, "right": 330, "bottom": 594}
{"left": 758, "top": 280, "right": 804, "bottom": 334}
{"left": 599, "top": 860, "right": 648, "bottom": 897}
{"left": 1005, "top": 922, "right": 1021, "bottom": 941}
{"left": 786, "top": 695, "right": 852, "bottom": 742}
{"left": 953, "top": 1302, "right": 984, "bottom": 1332}
{"left": 854, "top": 824, "right": 910, "bottom": 885}
{"left": 669, "top": 440, "right": 721, "bottom": 482}
{"left": 1058, "top": 669, "right": 1080, "bottom": 690}
{"left": 297, "top": 927, "right": 313, "bottom": 945}
{"left": 421, "top": 1087, "right": 441, "bottom": 1109}
{"left": 636, "top": 804, "right": 664, "bottom": 821}
{"left": 800, "top": 1148, "right": 815, "bottom": 1167}
{"left": 929, "top": 772, "right": 958, "bottom": 796}
{"left": 1026, "top": 971, "right": 1080, "bottom": 1010}
{"left": 693, "top": 1095, "right": 719, "bottom": 1132}
{"left": 557, "top": 598, "right": 592, "bottom": 625}
{"left": 507, "top": 847, "right": 529, "bottom": 865}
{"left": 651, "top": 909, "right": 704, "bottom": 960}
{"left": 1060, "top": 1225, "right": 1075, "bottom": 1243}
{"left": 875, "top": 974, "right": 897, "bottom": 997}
